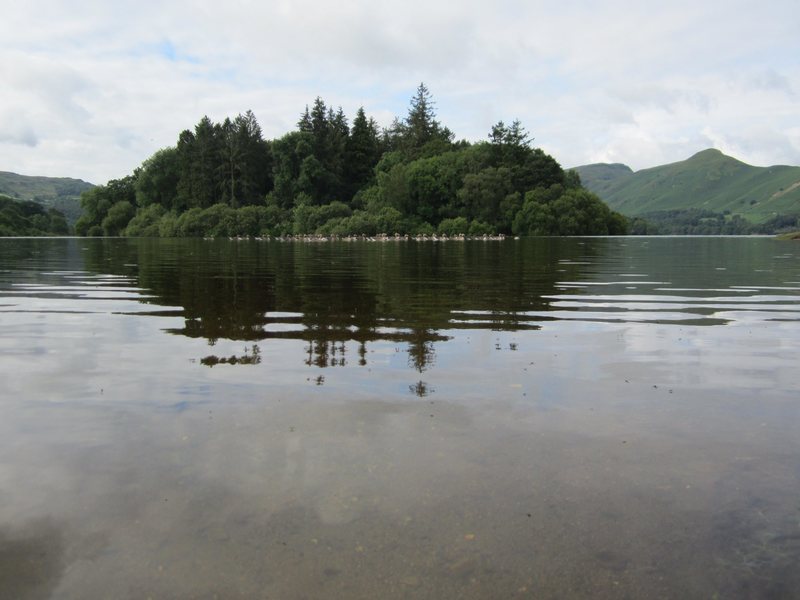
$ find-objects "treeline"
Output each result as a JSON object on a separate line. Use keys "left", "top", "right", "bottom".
{"left": 0, "top": 195, "right": 69, "bottom": 236}
{"left": 629, "top": 209, "right": 800, "bottom": 235}
{"left": 75, "top": 84, "right": 628, "bottom": 238}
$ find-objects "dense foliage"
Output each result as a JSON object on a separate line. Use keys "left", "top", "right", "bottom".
{"left": 76, "top": 84, "right": 627, "bottom": 238}
{"left": 0, "top": 194, "right": 70, "bottom": 236}
{"left": 629, "top": 209, "right": 800, "bottom": 235}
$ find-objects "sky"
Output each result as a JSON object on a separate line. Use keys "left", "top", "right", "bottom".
{"left": 1, "top": 0, "right": 798, "bottom": 185}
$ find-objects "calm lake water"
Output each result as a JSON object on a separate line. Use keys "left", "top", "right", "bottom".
{"left": 1, "top": 236, "right": 799, "bottom": 599}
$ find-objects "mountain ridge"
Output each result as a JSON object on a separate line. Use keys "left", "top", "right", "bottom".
{"left": 572, "top": 149, "right": 800, "bottom": 223}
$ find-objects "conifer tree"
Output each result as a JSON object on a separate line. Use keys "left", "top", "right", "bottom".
{"left": 393, "top": 83, "right": 454, "bottom": 157}
{"left": 344, "top": 107, "right": 381, "bottom": 197}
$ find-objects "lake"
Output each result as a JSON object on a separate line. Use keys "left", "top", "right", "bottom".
{"left": 1, "top": 236, "right": 799, "bottom": 599}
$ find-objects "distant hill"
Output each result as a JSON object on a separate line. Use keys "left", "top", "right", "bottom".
{"left": 572, "top": 163, "right": 633, "bottom": 198}
{"left": 573, "top": 149, "right": 800, "bottom": 223}
{"left": 0, "top": 171, "right": 94, "bottom": 225}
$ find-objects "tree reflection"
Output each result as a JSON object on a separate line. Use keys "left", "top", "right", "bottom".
{"left": 409, "top": 380, "right": 433, "bottom": 397}
{"left": 79, "top": 238, "right": 601, "bottom": 372}
{"left": 407, "top": 337, "right": 436, "bottom": 372}
{"left": 200, "top": 344, "right": 261, "bottom": 367}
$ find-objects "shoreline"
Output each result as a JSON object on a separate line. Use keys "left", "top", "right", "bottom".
{"left": 203, "top": 233, "right": 511, "bottom": 242}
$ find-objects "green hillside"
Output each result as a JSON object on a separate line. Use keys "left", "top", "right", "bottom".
{"left": 0, "top": 171, "right": 94, "bottom": 225}
{"left": 574, "top": 149, "right": 800, "bottom": 223}
{"left": 572, "top": 163, "right": 633, "bottom": 198}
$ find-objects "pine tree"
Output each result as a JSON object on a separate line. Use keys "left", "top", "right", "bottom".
{"left": 219, "top": 117, "right": 242, "bottom": 207}
{"left": 175, "top": 116, "right": 223, "bottom": 210}
{"left": 298, "top": 106, "right": 312, "bottom": 133}
{"left": 406, "top": 82, "right": 438, "bottom": 147}
{"left": 193, "top": 116, "right": 223, "bottom": 209}
{"left": 236, "top": 110, "right": 271, "bottom": 205}
{"left": 310, "top": 97, "right": 329, "bottom": 156}
{"left": 397, "top": 83, "right": 454, "bottom": 157}
{"left": 344, "top": 107, "right": 381, "bottom": 198}
{"left": 489, "top": 119, "right": 532, "bottom": 166}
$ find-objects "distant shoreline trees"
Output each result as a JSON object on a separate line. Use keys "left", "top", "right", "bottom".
{"left": 75, "top": 84, "right": 628, "bottom": 238}
{"left": 0, "top": 195, "right": 69, "bottom": 236}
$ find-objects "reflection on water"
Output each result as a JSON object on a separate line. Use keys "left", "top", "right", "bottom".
{"left": 1, "top": 237, "right": 800, "bottom": 598}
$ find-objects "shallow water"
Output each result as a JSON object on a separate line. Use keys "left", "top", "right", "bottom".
{"left": 1, "top": 236, "right": 799, "bottom": 599}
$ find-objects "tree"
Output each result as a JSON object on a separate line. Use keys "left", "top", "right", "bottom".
{"left": 102, "top": 200, "right": 136, "bottom": 236}
{"left": 219, "top": 117, "right": 243, "bottom": 207}
{"left": 457, "top": 167, "right": 514, "bottom": 229}
{"left": 75, "top": 175, "right": 137, "bottom": 235}
{"left": 343, "top": 107, "right": 381, "bottom": 199}
{"left": 324, "top": 106, "right": 349, "bottom": 200}
{"left": 271, "top": 131, "right": 314, "bottom": 208}
{"left": 310, "top": 97, "right": 329, "bottom": 153}
{"left": 136, "top": 147, "right": 179, "bottom": 209}
{"left": 47, "top": 208, "right": 69, "bottom": 235}
{"left": 217, "top": 111, "right": 271, "bottom": 208}
{"left": 73, "top": 85, "right": 631, "bottom": 239}
{"left": 0, "top": 196, "right": 70, "bottom": 236}
{"left": 392, "top": 83, "right": 454, "bottom": 158}
{"left": 407, "top": 83, "right": 438, "bottom": 146}
{"left": 124, "top": 203, "right": 166, "bottom": 236}
{"left": 489, "top": 119, "right": 531, "bottom": 165}
{"left": 512, "top": 185, "right": 627, "bottom": 236}
{"left": 290, "top": 98, "right": 350, "bottom": 203}
{"left": 236, "top": 110, "right": 273, "bottom": 205}
{"left": 297, "top": 106, "right": 312, "bottom": 133}
{"left": 175, "top": 116, "right": 223, "bottom": 210}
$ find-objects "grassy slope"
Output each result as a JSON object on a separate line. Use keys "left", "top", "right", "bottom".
{"left": 0, "top": 171, "right": 94, "bottom": 225}
{"left": 573, "top": 163, "right": 633, "bottom": 198}
{"left": 574, "top": 149, "right": 800, "bottom": 223}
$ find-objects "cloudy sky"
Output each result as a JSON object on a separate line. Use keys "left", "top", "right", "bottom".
{"left": 1, "top": 0, "right": 798, "bottom": 184}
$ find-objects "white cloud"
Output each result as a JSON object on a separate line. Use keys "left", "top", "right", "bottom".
{"left": 0, "top": 0, "right": 798, "bottom": 182}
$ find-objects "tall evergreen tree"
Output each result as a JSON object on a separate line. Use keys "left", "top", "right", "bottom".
{"left": 236, "top": 110, "right": 273, "bottom": 204}
{"left": 175, "top": 116, "right": 223, "bottom": 209}
{"left": 298, "top": 106, "right": 312, "bottom": 133}
{"left": 310, "top": 97, "right": 329, "bottom": 156}
{"left": 194, "top": 116, "right": 223, "bottom": 208}
{"left": 326, "top": 107, "right": 349, "bottom": 199}
{"left": 407, "top": 82, "right": 438, "bottom": 146}
{"left": 489, "top": 119, "right": 532, "bottom": 165}
{"left": 292, "top": 97, "right": 352, "bottom": 203}
{"left": 219, "top": 117, "right": 243, "bottom": 207}
{"left": 344, "top": 107, "right": 381, "bottom": 198}
{"left": 393, "top": 83, "right": 454, "bottom": 158}
{"left": 218, "top": 110, "right": 273, "bottom": 207}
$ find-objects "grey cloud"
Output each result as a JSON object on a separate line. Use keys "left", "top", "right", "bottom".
{"left": 2, "top": 54, "right": 92, "bottom": 121}
{"left": 705, "top": 128, "right": 799, "bottom": 167}
{"left": 0, "top": 113, "right": 39, "bottom": 147}
{"left": 0, "top": 130, "right": 39, "bottom": 147}
{"left": 747, "top": 70, "right": 795, "bottom": 96}
{"left": 611, "top": 84, "right": 711, "bottom": 114}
